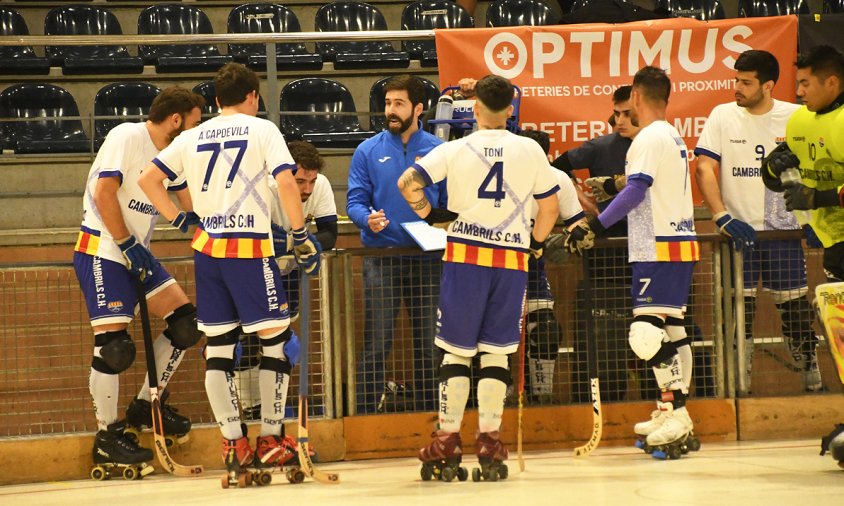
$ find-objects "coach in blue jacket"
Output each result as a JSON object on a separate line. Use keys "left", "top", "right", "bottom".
{"left": 347, "top": 74, "right": 447, "bottom": 414}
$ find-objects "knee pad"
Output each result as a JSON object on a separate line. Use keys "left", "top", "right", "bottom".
{"left": 164, "top": 303, "right": 203, "bottom": 350}
{"left": 479, "top": 353, "right": 510, "bottom": 384}
{"left": 283, "top": 331, "right": 300, "bottom": 367}
{"left": 628, "top": 315, "right": 666, "bottom": 361}
{"left": 439, "top": 353, "right": 471, "bottom": 381}
{"left": 206, "top": 328, "right": 241, "bottom": 373}
{"left": 93, "top": 330, "right": 136, "bottom": 374}
{"left": 665, "top": 316, "right": 691, "bottom": 347}
{"left": 259, "top": 328, "right": 293, "bottom": 374}
{"left": 526, "top": 308, "right": 563, "bottom": 360}
{"left": 777, "top": 297, "right": 814, "bottom": 342}
{"left": 234, "top": 332, "right": 261, "bottom": 371}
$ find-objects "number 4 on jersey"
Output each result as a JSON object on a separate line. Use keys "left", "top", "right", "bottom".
{"left": 478, "top": 161, "right": 505, "bottom": 207}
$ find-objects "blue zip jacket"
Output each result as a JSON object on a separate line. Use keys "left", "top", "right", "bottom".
{"left": 347, "top": 125, "right": 447, "bottom": 248}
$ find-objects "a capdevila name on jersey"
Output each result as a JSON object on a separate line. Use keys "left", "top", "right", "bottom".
{"left": 626, "top": 121, "right": 699, "bottom": 263}
{"left": 152, "top": 113, "right": 296, "bottom": 259}
{"left": 414, "top": 130, "right": 560, "bottom": 272}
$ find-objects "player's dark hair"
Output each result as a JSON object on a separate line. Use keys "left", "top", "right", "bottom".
{"left": 288, "top": 140, "right": 324, "bottom": 171}
{"left": 148, "top": 86, "right": 205, "bottom": 124}
{"left": 475, "top": 75, "right": 514, "bottom": 113}
{"left": 214, "top": 63, "right": 260, "bottom": 107}
{"left": 632, "top": 66, "right": 671, "bottom": 104}
{"left": 735, "top": 50, "right": 780, "bottom": 84}
{"left": 796, "top": 45, "right": 844, "bottom": 83}
{"left": 384, "top": 74, "right": 426, "bottom": 108}
{"left": 612, "top": 85, "right": 632, "bottom": 104}
{"left": 519, "top": 129, "right": 550, "bottom": 155}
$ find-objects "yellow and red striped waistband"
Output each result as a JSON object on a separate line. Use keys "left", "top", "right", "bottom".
{"left": 74, "top": 228, "right": 101, "bottom": 256}
{"left": 443, "top": 241, "right": 528, "bottom": 271}
{"left": 191, "top": 228, "right": 273, "bottom": 259}
{"left": 655, "top": 240, "right": 700, "bottom": 262}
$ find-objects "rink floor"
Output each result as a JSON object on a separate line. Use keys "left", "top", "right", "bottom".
{"left": 2, "top": 439, "right": 842, "bottom": 506}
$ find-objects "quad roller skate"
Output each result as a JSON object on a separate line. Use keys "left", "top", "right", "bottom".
{"left": 90, "top": 420, "right": 154, "bottom": 481}
{"left": 634, "top": 404, "right": 668, "bottom": 454}
{"left": 418, "top": 431, "right": 469, "bottom": 482}
{"left": 645, "top": 406, "right": 699, "bottom": 460}
{"left": 125, "top": 390, "right": 191, "bottom": 447}
{"left": 221, "top": 436, "right": 256, "bottom": 489}
{"left": 472, "top": 432, "right": 509, "bottom": 482}
{"left": 251, "top": 434, "right": 307, "bottom": 485}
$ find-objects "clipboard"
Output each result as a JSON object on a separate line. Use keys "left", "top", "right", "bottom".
{"left": 401, "top": 221, "right": 447, "bottom": 251}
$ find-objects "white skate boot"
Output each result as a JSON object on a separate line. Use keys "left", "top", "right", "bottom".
{"left": 646, "top": 406, "right": 698, "bottom": 459}
{"left": 791, "top": 342, "right": 824, "bottom": 392}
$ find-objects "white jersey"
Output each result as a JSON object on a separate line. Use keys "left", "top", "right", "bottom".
{"left": 626, "top": 121, "right": 699, "bottom": 263}
{"left": 414, "top": 129, "right": 559, "bottom": 271}
{"left": 269, "top": 173, "right": 337, "bottom": 245}
{"left": 530, "top": 166, "right": 584, "bottom": 224}
{"left": 75, "top": 122, "right": 183, "bottom": 265}
{"left": 695, "top": 99, "right": 800, "bottom": 230}
{"left": 153, "top": 113, "right": 296, "bottom": 258}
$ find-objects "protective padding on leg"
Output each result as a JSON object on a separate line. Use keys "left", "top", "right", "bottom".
{"left": 479, "top": 353, "right": 510, "bottom": 384}
{"left": 439, "top": 353, "right": 471, "bottom": 381}
{"left": 206, "top": 328, "right": 240, "bottom": 372}
{"left": 527, "top": 308, "right": 563, "bottom": 360}
{"left": 665, "top": 317, "right": 687, "bottom": 343}
{"left": 259, "top": 328, "right": 292, "bottom": 374}
{"left": 629, "top": 315, "right": 666, "bottom": 361}
{"left": 777, "top": 297, "right": 815, "bottom": 344}
{"left": 93, "top": 330, "right": 135, "bottom": 374}
{"left": 164, "top": 303, "right": 203, "bottom": 350}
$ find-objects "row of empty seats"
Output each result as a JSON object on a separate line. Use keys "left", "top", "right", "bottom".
{"left": 3, "top": 0, "right": 839, "bottom": 75}
{"left": 0, "top": 77, "right": 442, "bottom": 154}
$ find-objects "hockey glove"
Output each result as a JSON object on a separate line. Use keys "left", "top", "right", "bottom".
{"left": 116, "top": 235, "right": 156, "bottom": 278}
{"left": 584, "top": 175, "right": 623, "bottom": 203}
{"left": 563, "top": 221, "right": 596, "bottom": 256}
{"left": 713, "top": 212, "right": 756, "bottom": 251}
{"left": 762, "top": 142, "right": 800, "bottom": 179}
{"left": 529, "top": 235, "right": 545, "bottom": 260}
{"left": 543, "top": 233, "right": 570, "bottom": 264}
{"left": 283, "top": 331, "right": 301, "bottom": 367}
{"left": 170, "top": 211, "right": 201, "bottom": 233}
{"left": 784, "top": 183, "right": 840, "bottom": 210}
{"left": 271, "top": 223, "right": 292, "bottom": 257}
{"left": 292, "top": 227, "right": 322, "bottom": 276}
{"left": 803, "top": 224, "right": 823, "bottom": 249}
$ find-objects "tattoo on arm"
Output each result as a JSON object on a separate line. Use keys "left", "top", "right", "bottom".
{"left": 399, "top": 169, "right": 428, "bottom": 191}
{"left": 410, "top": 197, "right": 429, "bottom": 210}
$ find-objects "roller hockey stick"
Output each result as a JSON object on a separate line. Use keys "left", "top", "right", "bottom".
{"left": 517, "top": 292, "right": 527, "bottom": 472}
{"left": 573, "top": 250, "right": 602, "bottom": 457}
{"left": 296, "top": 270, "right": 339, "bottom": 484}
{"left": 135, "top": 279, "right": 203, "bottom": 477}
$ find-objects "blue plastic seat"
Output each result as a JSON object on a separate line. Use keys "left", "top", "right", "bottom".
{"left": 401, "top": 1, "right": 473, "bottom": 66}
{"left": 368, "top": 76, "right": 440, "bottom": 131}
{"left": 315, "top": 1, "right": 410, "bottom": 70}
{"left": 94, "top": 83, "right": 161, "bottom": 148}
{"left": 192, "top": 81, "right": 267, "bottom": 119}
{"left": 280, "top": 78, "right": 374, "bottom": 148}
{"left": 138, "top": 4, "right": 233, "bottom": 72}
{"left": 658, "top": 0, "right": 725, "bottom": 19}
{"left": 45, "top": 5, "right": 143, "bottom": 75}
{"left": 0, "top": 7, "right": 50, "bottom": 75}
{"left": 739, "top": 0, "right": 809, "bottom": 16}
{"left": 0, "top": 84, "right": 89, "bottom": 154}
{"left": 824, "top": 0, "right": 844, "bottom": 12}
{"left": 486, "top": 0, "right": 561, "bottom": 27}
{"left": 228, "top": 3, "right": 322, "bottom": 71}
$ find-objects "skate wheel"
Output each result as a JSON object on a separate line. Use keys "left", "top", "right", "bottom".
{"left": 221, "top": 475, "right": 230, "bottom": 489}
{"left": 440, "top": 466, "right": 455, "bottom": 482}
{"left": 643, "top": 444, "right": 654, "bottom": 454}
{"left": 498, "top": 464, "right": 509, "bottom": 480}
{"left": 257, "top": 471, "right": 272, "bottom": 486}
{"left": 688, "top": 438, "right": 701, "bottom": 452}
{"left": 652, "top": 449, "right": 667, "bottom": 460}
{"left": 420, "top": 464, "right": 433, "bottom": 481}
{"left": 472, "top": 467, "right": 481, "bottom": 482}
{"left": 237, "top": 472, "right": 249, "bottom": 488}
{"left": 164, "top": 436, "right": 175, "bottom": 448}
{"left": 91, "top": 466, "right": 107, "bottom": 481}
{"left": 488, "top": 468, "right": 499, "bottom": 482}
{"left": 457, "top": 467, "right": 468, "bottom": 482}
{"left": 290, "top": 469, "right": 305, "bottom": 484}
{"left": 667, "top": 446, "right": 682, "bottom": 460}
{"left": 122, "top": 466, "right": 138, "bottom": 481}
{"left": 634, "top": 439, "right": 645, "bottom": 450}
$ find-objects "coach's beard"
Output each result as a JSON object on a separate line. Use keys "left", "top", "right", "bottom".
{"left": 387, "top": 113, "right": 413, "bottom": 135}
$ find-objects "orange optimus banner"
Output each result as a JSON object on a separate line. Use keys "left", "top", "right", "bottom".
{"left": 435, "top": 16, "right": 798, "bottom": 203}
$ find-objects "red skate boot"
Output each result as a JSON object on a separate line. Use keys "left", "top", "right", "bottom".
{"left": 473, "top": 431, "right": 509, "bottom": 481}
{"left": 253, "top": 435, "right": 306, "bottom": 485}
{"left": 418, "top": 431, "right": 468, "bottom": 482}
{"left": 220, "top": 436, "right": 254, "bottom": 489}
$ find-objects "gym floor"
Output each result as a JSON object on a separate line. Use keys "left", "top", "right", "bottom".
{"left": 1, "top": 439, "right": 841, "bottom": 505}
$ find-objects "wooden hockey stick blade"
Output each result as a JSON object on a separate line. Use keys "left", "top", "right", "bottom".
{"left": 573, "top": 378, "right": 602, "bottom": 457}
{"left": 150, "top": 390, "right": 204, "bottom": 477}
{"left": 297, "top": 398, "right": 339, "bottom": 484}
{"left": 517, "top": 392, "right": 525, "bottom": 472}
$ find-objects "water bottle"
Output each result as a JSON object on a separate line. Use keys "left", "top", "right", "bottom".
{"left": 433, "top": 95, "right": 453, "bottom": 141}
{"left": 780, "top": 168, "right": 812, "bottom": 225}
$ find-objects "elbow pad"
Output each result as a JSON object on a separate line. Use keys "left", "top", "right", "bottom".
{"left": 424, "top": 208, "right": 458, "bottom": 225}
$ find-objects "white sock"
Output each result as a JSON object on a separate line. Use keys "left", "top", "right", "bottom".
{"left": 259, "top": 331, "right": 290, "bottom": 437}
{"left": 204, "top": 341, "right": 242, "bottom": 440}
{"left": 652, "top": 354, "right": 687, "bottom": 394}
{"left": 478, "top": 354, "right": 509, "bottom": 434}
{"left": 676, "top": 344, "right": 693, "bottom": 391}
{"left": 137, "top": 333, "right": 184, "bottom": 401}
{"left": 89, "top": 366, "right": 118, "bottom": 431}
{"left": 438, "top": 354, "right": 471, "bottom": 433}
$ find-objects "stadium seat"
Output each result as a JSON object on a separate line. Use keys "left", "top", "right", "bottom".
{"left": 738, "top": 0, "right": 809, "bottom": 16}
{"left": 486, "top": 0, "right": 562, "bottom": 27}
{"left": 94, "top": 83, "right": 160, "bottom": 148}
{"left": 192, "top": 81, "right": 267, "bottom": 119}
{"left": 315, "top": 1, "right": 410, "bottom": 70}
{"left": 0, "top": 7, "right": 50, "bottom": 75}
{"left": 824, "top": 0, "right": 844, "bottom": 12}
{"left": 45, "top": 5, "right": 143, "bottom": 75}
{"left": 0, "top": 84, "right": 89, "bottom": 154}
{"left": 138, "top": 4, "right": 233, "bottom": 72}
{"left": 658, "top": 0, "right": 726, "bottom": 19}
{"left": 401, "top": 1, "right": 473, "bottom": 66}
{"left": 280, "top": 78, "right": 374, "bottom": 148}
{"left": 369, "top": 76, "right": 440, "bottom": 131}
{"left": 228, "top": 3, "right": 322, "bottom": 71}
